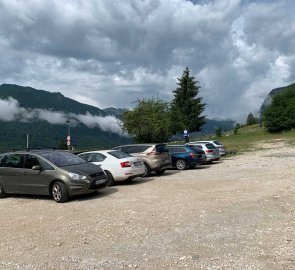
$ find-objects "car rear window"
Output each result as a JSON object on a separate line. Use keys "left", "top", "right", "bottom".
{"left": 213, "top": 141, "right": 222, "bottom": 145}
{"left": 206, "top": 143, "right": 216, "bottom": 149}
{"left": 155, "top": 144, "right": 169, "bottom": 153}
{"left": 108, "top": 151, "right": 132, "bottom": 159}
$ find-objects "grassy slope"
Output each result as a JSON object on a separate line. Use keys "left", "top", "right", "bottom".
{"left": 190, "top": 124, "right": 295, "bottom": 153}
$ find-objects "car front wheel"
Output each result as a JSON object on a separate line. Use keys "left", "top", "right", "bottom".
{"left": 175, "top": 159, "right": 187, "bottom": 170}
{"left": 51, "top": 182, "right": 69, "bottom": 203}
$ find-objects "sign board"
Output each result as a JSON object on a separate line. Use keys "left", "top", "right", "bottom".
{"left": 67, "top": 140, "right": 71, "bottom": 146}
{"left": 183, "top": 130, "right": 189, "bottom": 136}
{"left": 67, "top": 136, "right": 71, "bottom": 141}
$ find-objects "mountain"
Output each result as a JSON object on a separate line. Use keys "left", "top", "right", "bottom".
{"left": 0, "top": 84, "right": 130, "bottom": 152}
{"left": 0, "top": 83, "right": 236, "bottom": 152}
{"left": 259, "top": 83, "right": 295, "bottom": 114}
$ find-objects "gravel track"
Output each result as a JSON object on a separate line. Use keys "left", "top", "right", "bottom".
{"left": 1, "top": 142, "right": 295, "bottom": 270}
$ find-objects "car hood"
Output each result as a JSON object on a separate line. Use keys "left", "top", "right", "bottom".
{"left": 61, "top": 162, "right": 103, "bottom": 176}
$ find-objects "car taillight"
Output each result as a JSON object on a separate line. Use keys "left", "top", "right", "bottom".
{"left": 147, "top": 151, "right": 160, "bottom": 156}
{"left": 206, "top": 149, "right": 213, "bottom": 153}
{"left": 120, "top": 161, "right": 131, "bottom": 168}
{"left": 190, "top": 153, "right": 197, "bottom": 158}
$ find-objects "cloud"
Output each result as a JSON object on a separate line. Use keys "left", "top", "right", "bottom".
{"left": 0, "top": 97, "right": 125, "bottom": 135}
{"left": 0, "top": 0, "right": 295, "bottom": 122}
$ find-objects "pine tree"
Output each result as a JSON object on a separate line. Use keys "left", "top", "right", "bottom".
{"left": 170, "top": 67, "right": 206, "bottom": 134}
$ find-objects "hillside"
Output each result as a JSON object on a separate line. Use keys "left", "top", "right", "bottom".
{"left": 0, "top": 84, "right": 130, "bottom": 152}
{"left": 259, "top": 83, "right": 295, "bottom": 114}
{"left": 0, "top": 83, "right": 236, "bottom": 152}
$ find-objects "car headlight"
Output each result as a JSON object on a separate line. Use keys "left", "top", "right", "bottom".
{"left": 68, "top": 172, "right": 87, "bottom": 181}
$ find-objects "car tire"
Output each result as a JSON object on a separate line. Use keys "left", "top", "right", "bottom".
{"left": 105, "top": 170, "right": 115, "bottom": 186}
{"left": 0, "top": 183, "right": 6, "bottom": 198}
{"left": 51, "top": 182, "right": 69, "bottom": 203}
{"left": 175, "top": 159, "right": 187, "bottom": 170}
{"left": 142, "top": 163, "right": 151, "bottom": 177}
{"left": 155, "top": 170, "right": 165, "bottom": 175}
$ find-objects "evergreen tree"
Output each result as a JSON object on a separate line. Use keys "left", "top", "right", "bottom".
{"left": 246, "top": 112, "right": 258, "bottom": 125}
{"left": 170, "top": 67, "right": 206, "bottom": 134}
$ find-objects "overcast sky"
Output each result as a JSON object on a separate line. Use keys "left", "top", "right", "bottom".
{"left": 0, "top": 0, "right": 294, "bottom": 122}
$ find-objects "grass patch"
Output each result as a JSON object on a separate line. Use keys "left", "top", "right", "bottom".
{"left": 189, "top": 124, "right": 295, "bottom": 154}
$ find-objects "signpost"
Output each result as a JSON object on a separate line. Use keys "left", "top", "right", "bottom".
{"left": 184, "top": 129, "right": 189, "bottom": 143}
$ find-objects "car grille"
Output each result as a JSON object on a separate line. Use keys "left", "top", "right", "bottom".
{"left": 90, "top": 172, "right": 105, "bottom": 178}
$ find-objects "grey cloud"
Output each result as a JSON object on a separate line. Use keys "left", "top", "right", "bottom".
{"left": 0, "top": 0, "right": 295, "bottom": 123}
{"left": 0, "top": 97, "right": 124, "bottom": 135}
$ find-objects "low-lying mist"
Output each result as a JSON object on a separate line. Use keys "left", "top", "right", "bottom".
{"left": 0, "top": 97, "right": 126, "bottom": 136}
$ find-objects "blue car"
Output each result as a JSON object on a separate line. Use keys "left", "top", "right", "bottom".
{"left": 166, "top": 145, "right": 206, "bottom": 170}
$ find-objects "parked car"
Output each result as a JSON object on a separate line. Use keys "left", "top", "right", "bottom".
{"left": 188, "top": 140, "right": 226, "bottom": 155}
{"left": 112, "top": 144, "right": 172, "bottom": 177}
{"left": 186, "top": 142, "right": 221, "bottom": 163}
{"left": 0, "top": 150, "right": 108, "bottom": 203}
{"left": 166, "top": 145, "right": 206, "bottom": 170}
{"left": 77, "top": 150, "right": 145, "bottom": 185}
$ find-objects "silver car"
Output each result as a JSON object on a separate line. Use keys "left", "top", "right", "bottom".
{"left": 189, "top": 140, "right": 226, "bottom": 156}
{"left": 186, "top": 142, "right": 221, "bottom": 163}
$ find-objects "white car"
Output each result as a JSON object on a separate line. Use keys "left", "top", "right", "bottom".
{"left": 78, "top": 150, "right": 145, "bottom": 185}
{"left": 188, "top": 140, "right": 226, "bottom": 156}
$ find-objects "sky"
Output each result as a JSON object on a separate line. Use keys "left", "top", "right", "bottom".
{"left": 0, "top": 0, "right": 295, "bottom": 123}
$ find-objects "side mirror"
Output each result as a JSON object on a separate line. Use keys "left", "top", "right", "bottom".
{"left": 32, "top": 165, "right": 42, "bottom": 171}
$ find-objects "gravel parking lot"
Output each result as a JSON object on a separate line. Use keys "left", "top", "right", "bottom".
{"left": 1, "top": 142, "right": 295, "bottom": 270}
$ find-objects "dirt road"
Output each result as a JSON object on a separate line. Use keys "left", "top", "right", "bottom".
{"left": 1, "top": 142, "right": 295, "bottom": 269}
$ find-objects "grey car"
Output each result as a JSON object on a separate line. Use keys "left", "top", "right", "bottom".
{"left": 0, "top": 150, "right": 108, "bottom": 203}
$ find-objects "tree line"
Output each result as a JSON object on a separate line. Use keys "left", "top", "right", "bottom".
{"left": 121, "top": 67, "right": 206, "bottom": 142}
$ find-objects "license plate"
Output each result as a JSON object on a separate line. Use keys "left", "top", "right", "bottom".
{"left": 95, "top": 179, "right": 106, "bottom": 185}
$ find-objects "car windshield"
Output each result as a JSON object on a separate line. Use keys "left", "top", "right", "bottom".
{"left": 39, "top": 151, "right": 87, "bottom": 167}
{"left": 108, "top": 150, "right": 132, "bottom": 159}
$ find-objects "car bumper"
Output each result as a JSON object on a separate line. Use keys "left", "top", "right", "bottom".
{"left": 113, "top": 167, "right": 145, "bottom": 181}
{"left": 68, "top": 178, "right": 108, "bottom": 195}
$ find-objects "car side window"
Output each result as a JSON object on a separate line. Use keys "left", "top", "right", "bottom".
{"left": 38, "top": 158, "right": 55, "bottom": 170}
{"left": 88, "top": 153, "right": 106, "bottom": 162}
{"left": 24, "top": 154, "right": 41, "bottom": 169}
{"left": 178, "top": 147, "right": 187, "bottom": 153}
{"left": 167, "top": 147, "right": 175, "bottom": 153}
{"left": 4, "top": 154, "right": 23, "bottom": 168}
{"left": 195, "top": 145, "right": 203, "bottom": 149}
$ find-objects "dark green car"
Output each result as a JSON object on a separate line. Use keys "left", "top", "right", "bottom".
{"left": 0, "top": 150, "right": 108, "bottom": 203}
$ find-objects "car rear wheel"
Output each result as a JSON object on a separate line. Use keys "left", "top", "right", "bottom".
{"left": 142, "top": 163, "right": 151, "bottom": 177}
{"left": 105, "top": 170, "right": 115, "bottom": 186}
{"left": 175, "top": 159, "right": 187, "bottom": 170}
{"left": 52, "top": 182, "right": 69, "bottom": 203}
{"left": 0, "top": 183, "right": 6, "bottom": 198}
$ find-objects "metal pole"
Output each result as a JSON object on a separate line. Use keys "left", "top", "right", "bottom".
{"left": 26, "top": 133, "right": 29, "bottom": 149}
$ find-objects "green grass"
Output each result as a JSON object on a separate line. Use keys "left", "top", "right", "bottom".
{"left": 189, "top": 124, "right": 295, "bottom": 154}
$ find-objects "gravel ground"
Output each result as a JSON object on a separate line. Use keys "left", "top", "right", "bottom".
{"left": 1, "top": 142, "right": 295, "bottom": 270}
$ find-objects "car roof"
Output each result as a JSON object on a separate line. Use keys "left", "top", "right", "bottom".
{"left": 114, "top": 143, "right": 166, "bottom": 147}
{"left": 78, "top": 150, "right": 116, "bottom": 154}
